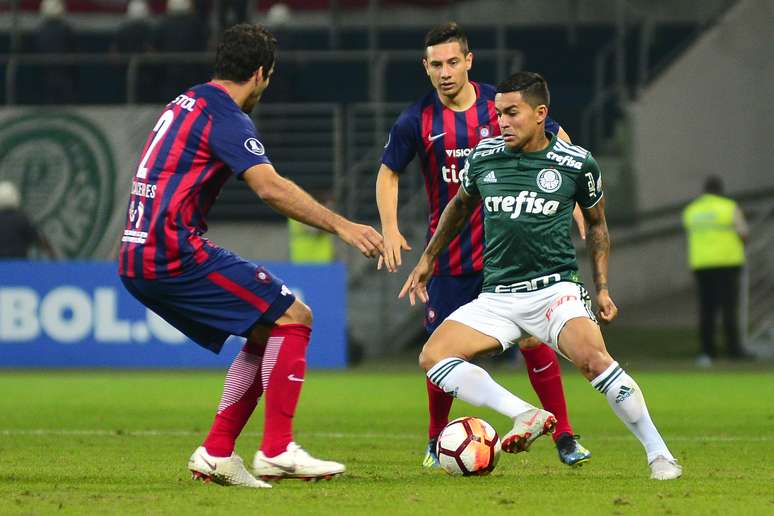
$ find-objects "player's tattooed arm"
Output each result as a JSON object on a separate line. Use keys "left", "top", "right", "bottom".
{"left": 582, "top": 198, "right": 618, "bottom": 323}
{"left": 424, "top": 188, "right": 479, "bottom": 260}
{"left": 582, "top": 199, "right": 610, "bottom": 292}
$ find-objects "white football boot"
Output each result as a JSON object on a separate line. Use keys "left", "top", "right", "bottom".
{"left": 188, "top": 446, "right": 271, "bottom": 488}
{"left": 501, "top": 408, "right": 557, "bottom": 453}
{"left": 649, "top": 455, "right": 683, "bottom": 480}
{"left": 253, "top": 442, "right": 345, "bottom": 481}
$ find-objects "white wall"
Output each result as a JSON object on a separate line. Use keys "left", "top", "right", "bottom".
{"left": 205, "top": 222, "right": 291, "bottom": 261}
{"left": 576, "top": 229, "right": 694, "bottom": 324}
{"left": 630, "top": 0, "right": 774, "bottom": 212}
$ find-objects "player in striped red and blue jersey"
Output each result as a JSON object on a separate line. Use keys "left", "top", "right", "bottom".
{"left": 376, "top": 22, "right": 590, "bottom": 468}
{"left": 119, "top": 24, "right": 383, "bottom": 487}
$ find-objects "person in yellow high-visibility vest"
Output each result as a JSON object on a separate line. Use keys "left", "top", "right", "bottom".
{"left": 682, "top": 176, "right": 750, "bottom": 366}
{"left": 288, "top": 191, "right": 336, "bottom": 263}
{"left": 288, "top": 218, "right": 335, "bottom": 263}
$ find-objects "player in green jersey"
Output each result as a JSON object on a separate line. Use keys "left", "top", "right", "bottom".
{"left": 400, "top": 72, "right": 682, "bottom": 480}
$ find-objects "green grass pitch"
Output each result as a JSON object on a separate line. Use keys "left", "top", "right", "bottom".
{"left": 1, "top": 368, "right": 773, "bottom": 515}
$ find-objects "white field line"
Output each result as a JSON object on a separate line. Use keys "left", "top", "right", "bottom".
{"left": 0, "top": 429, "right": 769, "bottom": 442}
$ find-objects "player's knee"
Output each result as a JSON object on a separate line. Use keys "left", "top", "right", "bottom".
{"left": 418, "top": 342, "right": 442, "bottom": 371}
{"left": 517, "top": 335, "right": 541, "bottom": 350}
{"left": 577, "top": 349, "right": 613, "bottom": 378}
{"left": 297, "top": 302, "right": 313, "bottom": 327}
{"left": 283, "top": 300, "right": 313, "bottom": 327}
{"left": 418, "top": 348, "right": 432, "bottom": 371}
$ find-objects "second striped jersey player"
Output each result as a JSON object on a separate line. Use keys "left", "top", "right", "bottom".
{"left": 381, "top": 80, "right": 560, "bottom": 277}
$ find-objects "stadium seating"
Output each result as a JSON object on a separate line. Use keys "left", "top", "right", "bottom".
{"left": 0, "top": 22, "right": 698, "bottom": 221}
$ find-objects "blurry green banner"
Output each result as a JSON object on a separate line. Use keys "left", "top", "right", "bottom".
{"left": 0, "top": 107, "right": 161, "bottom": 259}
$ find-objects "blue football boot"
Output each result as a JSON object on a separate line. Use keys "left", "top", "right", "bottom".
{"left": 422, "top": 437, "right": 441, "bottom": 468}
{"left": 556, "top": 433, "right": 591, "bottom": 467}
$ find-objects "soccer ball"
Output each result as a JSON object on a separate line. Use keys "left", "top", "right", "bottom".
{"left": 436, "top": 417, "right": 501, "bottom": 476}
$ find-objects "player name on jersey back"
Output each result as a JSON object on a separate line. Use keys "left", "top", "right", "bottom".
{"left": 119, "top": 82, "right": 272, "bottom": 279}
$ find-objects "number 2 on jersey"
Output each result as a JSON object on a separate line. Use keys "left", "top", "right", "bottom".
{"left": 136, "top": 110, "right": 175, "bottom": 179}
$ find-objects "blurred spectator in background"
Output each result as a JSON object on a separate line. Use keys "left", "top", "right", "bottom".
{"left": 113, "top": 0, "right": 156, "bottom": 102}
{"left": 155, "top": 0, "right": 208, "bottom": 100}
{"left": 35, "top": 0, "right": 76, "bottom": 104}
{"left": 260, "top": 3, "right": 294, "bottom": 102}
{"left": 113, "top": 0, "right": 154, "bottom": 53}
{"left": 218, "top": 0, "right": 250, "bottom": 36}
{"left": 288, "top": 220, "right": 335, "bottom": 263}
{"left": 683, "top": 176, "right": 750, "bottom": 366}
{"left": 288, "top": 190, "right": 335, "bottom": 263}
{"left": 0, "top": 182, "right": 56, "bottom": 259}
{"left": 265, "top": 2, "right": 292, "bottom": 28}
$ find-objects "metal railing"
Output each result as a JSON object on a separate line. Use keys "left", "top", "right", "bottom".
{"left": 339, "top": 102, "right": 429, "bottom": 355}
{"left": 1, "top": 49, "right": 512, "bottom": 106}
{"left": 223, "top": 103, "right": 345, "bottom": 219}
{"left": 580, "top": 0, "right": 738, "bottom": 149}
{"left": 742, "top": 202, "right": 774, "bottom": 348}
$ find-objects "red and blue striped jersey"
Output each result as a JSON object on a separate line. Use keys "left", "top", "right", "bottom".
{"left": 118, "top": 82, "right": 271, "bottom": 279}
{"left": 381, "top": 82, "right": 560, "bottom": 276}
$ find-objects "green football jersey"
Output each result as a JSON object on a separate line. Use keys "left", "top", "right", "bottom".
{"left": 460, "top": 132, "right": 603, "bottom": 293}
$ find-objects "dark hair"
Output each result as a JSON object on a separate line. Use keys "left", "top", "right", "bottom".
{"left": 704, "top": 175, "right": 724, "bottom": 195}
{"left": 424, "top": 22, "right": 469, "bottom": 54}
{"left": 496, "top": 72, "right": 550, "bottom": 108}
{"left": 214, "top": 24, "right": 277, "bottom": 83}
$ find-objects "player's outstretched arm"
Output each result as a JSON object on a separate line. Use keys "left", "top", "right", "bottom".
{"left": 399, "top": 187, "right": 478, "bottom": 305}
{"left": 244, "top": 164, "right": 384, "bottom": 259}
{"left": 375, "top": 164, "right": 412, "bottom": 272}
{"left": 582, "top": 198, "right": 617, "bottom": 323}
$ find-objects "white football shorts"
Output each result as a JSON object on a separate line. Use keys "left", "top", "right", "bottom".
{"left": 445, "top": 281, "right": 597, "bottom": 353}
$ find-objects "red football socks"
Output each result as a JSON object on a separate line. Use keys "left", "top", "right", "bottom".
{"left": 426, "top": 377, "right": 454, "bottom": 439}
{"left": 521, "top": 343, "right": 573, "bottom": 441}
{"left": 203, "top": 339, "right": 265, "bottom": 457}
{"left": 260, "top": 324, "right": 311, "bottom": 458}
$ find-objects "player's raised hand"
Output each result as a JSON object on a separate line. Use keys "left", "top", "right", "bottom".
{"left": 398, "top": 255, "right": 433, "bottom": 305}
{"left": 377, "top": 227, "right": 412, "bottom": 272}
{"left": 596, "top": 290, "right": 618, "bottom": 323}
{"left": 337, "top": 221, "right": 384, "bottom": 259}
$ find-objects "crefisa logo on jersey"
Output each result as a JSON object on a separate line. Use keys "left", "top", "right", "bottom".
{"left": 244, "top": 138, "right": 265, "bottom": 156}
{"left": 536, "top": 168, "right": 562, "bottom": 193}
